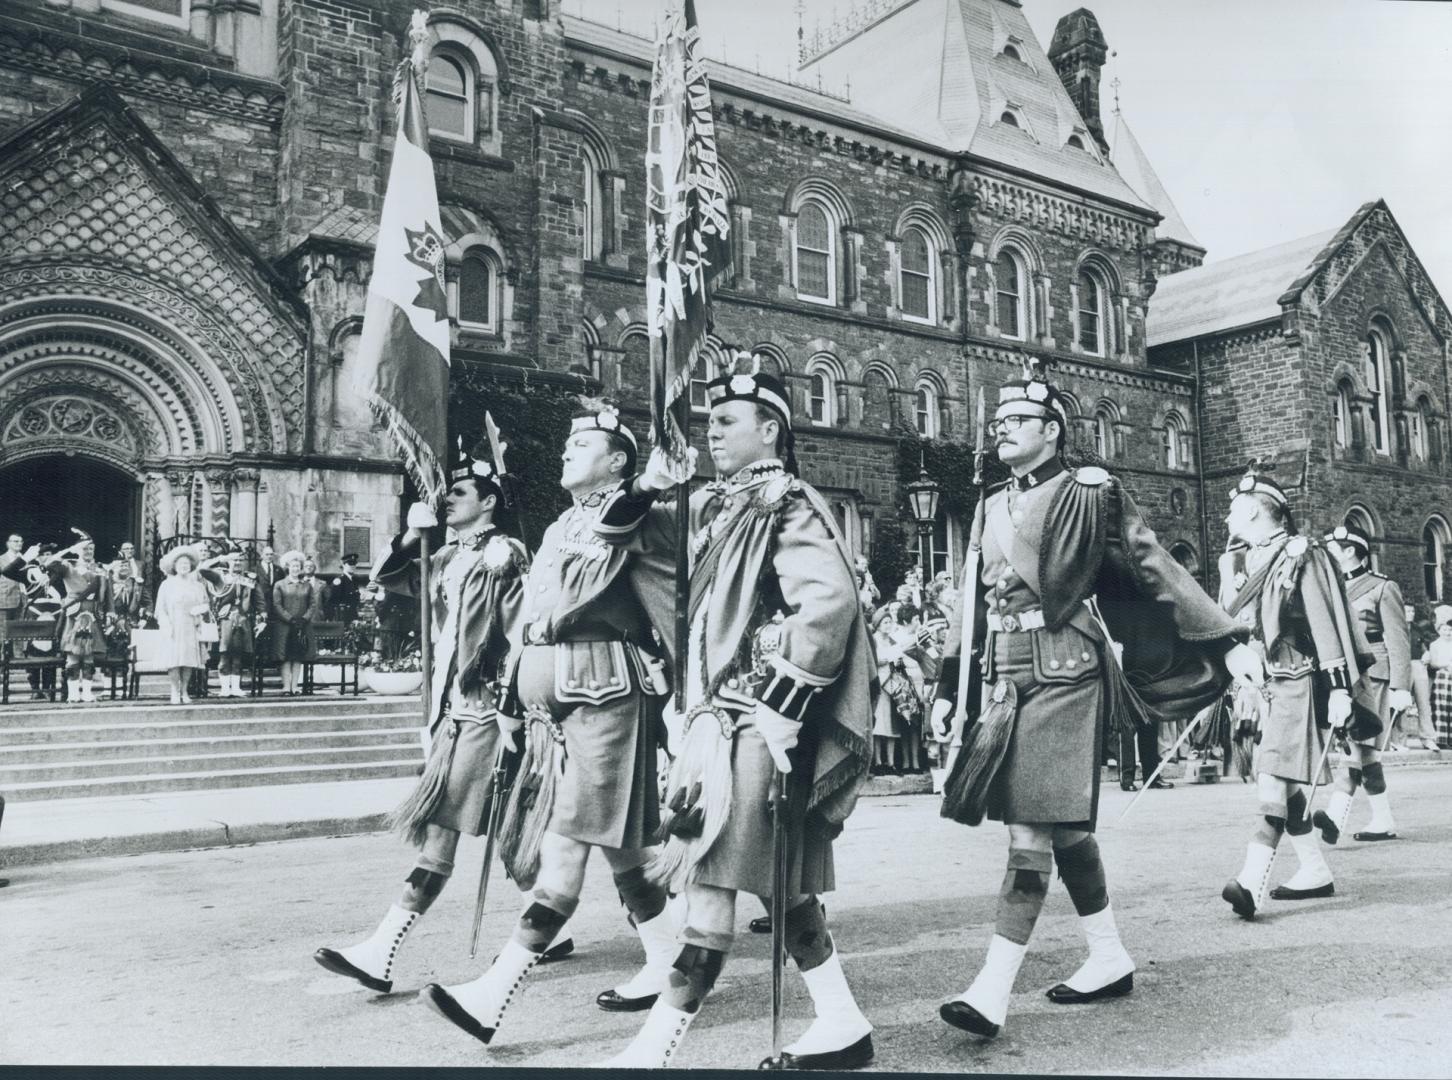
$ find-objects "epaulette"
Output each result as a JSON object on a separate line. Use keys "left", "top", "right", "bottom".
{"left": 1285, "top": 536, "right": 1309, "bottom": 558}
{"left": 481, "top": 534, "right": 525, "bottom": 573}
{"left": 1073, "top": 466, "right": 1111, "bottom": 486}
{"left": 757, "top": 471, "right": 797, "bottom": 510}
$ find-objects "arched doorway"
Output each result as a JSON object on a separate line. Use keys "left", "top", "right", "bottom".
{"left": 0, "top": 454, "right": 141, "bottom": 559}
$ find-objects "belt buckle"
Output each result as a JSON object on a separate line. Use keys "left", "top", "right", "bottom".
{"left": 1001, "top": 613, "right": 1020, "bottom": 633}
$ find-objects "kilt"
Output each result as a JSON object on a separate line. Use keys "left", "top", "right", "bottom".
{"left": 60, "top": 604, "right": 100, "bottom": 664}
{"left": 985, "top": 624, "right": 1103, "bottom": 826}
{"left": 691, "top": 725, "right": 835, "bottom": 899}
{"left": 1258, "top": 672, "right": 1329, "bottom": 785}
{"left": 217, "top": 611, "right": 255, "bottom": 656}
{"left": 1351, "top": 676, "right": 1390, "bottom": 748}
{"left": 514, "top": 644, "right": 658, "bottom": 851}
{"left": 420, "top": 715, "right": 503, "bottom": 836}
{"left": 1433, "top": 667, "right": 1452, "bottom": 749}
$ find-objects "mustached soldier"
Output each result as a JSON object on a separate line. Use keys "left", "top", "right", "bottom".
{"left": 313, "top": 442, "right": 550, "bottom": 994}
{"left": 1219, "top": 472, "right": 1363, "bottom": 916}
{"left": 420, "top": 407, "right": 675, "bottom": 1047}
{"left": 1314, "top": 526, "right": 1411, "bottom": 845}
{"left": 594, "top": 371, "right": 877, "bottom": 1070}
{"left": 933, "top": 370, "right": 1257, "bottom": 1040}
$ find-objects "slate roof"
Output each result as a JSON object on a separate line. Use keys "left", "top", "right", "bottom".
{"left": 304, "top": 205, "right": 379, "bottom": 248}
{"left": 1108, "top": 108, "right": 1201, "bottom": 249}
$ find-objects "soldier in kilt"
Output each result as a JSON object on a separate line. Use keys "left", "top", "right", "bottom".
{"left": 420, "top": 408, "right": 675, "bottom": 1048}
{"left": 931, "top": 371, "right": 1258, "bottom": 1040}
{"left": 200, "top": 552, "right": 263, "bottom": 698}
{"left": 314, "top": 445, "right": 541, "bottom": 995}
{"left": 1218, "top": 473, "right": 1363, "bottom": 917}
{"left": 594, "top": 372, "right": 877, "bottom": 1070}
{"left": 1311, "top": 526, "right": 1412, "bottom": 845}
{"left": 45, "top": 538, "right": 111, "bottom": 704}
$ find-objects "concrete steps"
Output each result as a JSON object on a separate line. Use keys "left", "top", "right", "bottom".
{"left": 0, "top": 693, "right": 426, "bottom": 802}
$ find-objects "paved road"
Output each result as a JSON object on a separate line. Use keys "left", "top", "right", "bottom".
{"left": 4, "top": 764, "right": 1451, "bottom": 1073}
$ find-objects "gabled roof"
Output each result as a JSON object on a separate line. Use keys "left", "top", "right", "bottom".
{"left": 1108, "top": 108, "right": 1201, "bottom": 250}
{"left": 794, "top": 0, "right": 1155, "bottom": 213}
{"left": 1146, "top": 229, "right": 1339, "bottom": 346}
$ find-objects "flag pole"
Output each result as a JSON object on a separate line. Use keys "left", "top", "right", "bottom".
{"left": 417, "top": 524, "right": 433, "bottom": 754}
{"left": 673, "top": 397, "right": 690, "bottom": 703}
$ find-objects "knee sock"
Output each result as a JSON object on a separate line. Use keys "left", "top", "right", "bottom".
{"left": 1335, "top": 767, "right": 1363, "bottom": 796}
{"left": 1362, "top": 762, "right": 1387, "bottom": 796}
{"left": 402, "top": 866, "right": 450, "bottom": 913}
{"left": 512, "top": 889, "right": 578, "bottom": 953}
{"left": 613, "top": 864, "right": 668, "bottom": 926}
{"left": 995, "top": 847, "right": 1052, "bottom": 946}
{"left": 783, "top": 897, "right": 833, "bottom": 973}
{"left": 1252, "top": 802, "right": 1287, "bottom": 848}
{"left": 1285, "top": 789, "right": 1311, "bottom": 837}
{"left": 662, "top": 943, "right": 726, "bottom": 1014}
{"left": 1053, "top": 836, "right": 1109, "bottom": 917}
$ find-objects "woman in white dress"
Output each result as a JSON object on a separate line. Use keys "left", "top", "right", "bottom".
{"left": 156, "top": 546, "right": 212, "bottom": 704}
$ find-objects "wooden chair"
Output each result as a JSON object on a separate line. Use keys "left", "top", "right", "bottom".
{"left": 1, "top": 619, "right": 66, "bottom": 704}
{"left": 302, "top": 620, "right": 360, "bottom": 696}
{"left": 95, "top": 642, "right": 135, "bottom": 701}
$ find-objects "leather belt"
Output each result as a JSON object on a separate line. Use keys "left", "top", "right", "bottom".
{"left": 1364, "top": 632, "right": 1384, "bottom": 644}
{"left": 986, "top": 609, "right": 1046, "bottom": 633}
{"left": 522, "top": 623, "right": 628, "bottom": 647}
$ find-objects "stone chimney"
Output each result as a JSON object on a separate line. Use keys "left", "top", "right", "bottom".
{"left": 1048, "top": 8, "right": 1109, "bottom": 153}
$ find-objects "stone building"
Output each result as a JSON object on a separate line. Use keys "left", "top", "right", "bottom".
{"left": 0, "top": 0, "right": 1221, "bottom": 581}
{"left": 1148, "top": 200, "right": 1452, "bottom": 604}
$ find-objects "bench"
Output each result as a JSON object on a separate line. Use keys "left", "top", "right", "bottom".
{"left": 1, "top": 619, "right": 65, "bottom": 704}
{"left": 303, "top": 621, "right": 360, "bottom": 696}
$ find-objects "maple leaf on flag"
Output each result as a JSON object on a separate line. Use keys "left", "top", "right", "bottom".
{"left": 404, "top": 220, "right": 448, "bottom": 321}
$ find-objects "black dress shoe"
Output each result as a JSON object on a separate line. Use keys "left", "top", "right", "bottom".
{"left": 421, "top": 983, "right": 495, "bottom": 1045}
{"left": 1353, "top": 830, "right": 1398, "bottom": 842}
{"left": 759, "top": 1033, "right": 874, "bottom": 1071}
{"left": 596, "top": 987, "right": 658, "bottom": 1012}
{"left": 1312, "top": 809, "right": 1341, "bottom": 845}
{"left": 1045, "top": 972, "right": 1133, "bottom": 1004}
{"left": 539, "top": 937, "right": 575, "bottom": 963}
{"left": 1119, "top": 778, "right": 1139, "bottom": 792}
{"left": 1146, "top": 776, "right": 1174, "bottom": 790}
{"left": 1269, "top": 881, "right": 1335, "bottom": 901}
{"left": 749, "top": 915, "right": 772, "bottom": 934}
{"left": 1222, "top": 878, "right": 1257, "bottom": 920}
{"left": 312, "top": 947, "right": 391, "bottom": 993}
{"left": 938, "top": 1000, "right": 999, "bottom": 1038}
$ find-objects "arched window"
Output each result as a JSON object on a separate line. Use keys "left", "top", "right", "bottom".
{"left": 1344, "top": 506, "right": 1378, "bottom": 571}
{"left": 457, "top": 248, "right": 499, "bottom": 331}
{"left": 1423, "top": 516, "right": 1450, "bottom": 601}
{"left": 915, "top": 379, "right": 941, "bottom": 438}
{"left": 1067, "top": 134, "right": 1085, "bottom": 150}
{"left": 750, "top": 345, "right": 787, "bottom": 378}
{"left": 1077, "top": 268, "right": 1107, "bottom": 356}
{"left": 1169, "top": 542, "right": 1199, "bottom": 575}
{"left": 1365, "top": 327, "right": 1391, "bottom": 455}
{"left": 1163, "top": 412, "right": 1185, "bottom": 470}
{"left": 900, "top": 227, "right": 935, "bottom": 323}
{"left": 582, "top": 152, "right": 606, "bottom": 261}
{"left": 619, "top": 330, "right": 650, "bottom": 392}
{"left": 1002, "top": 43, "right": 1022, "bottom": 62}
{"left": 1000, "top": 110, "right": 1020, "bottom": 128}
{"left": 795, "top": 201, "right": 835, "bottom": 303}
{"left": 918, "top": 510, "right": 958, "bottom": 578}
{"left": 995, "top": 247, "right": 1026, "bottom": 340}
{"left": 1093, "top": 403, "right": 1117, "bottom": 459}
{"left": 426, "top": 52, "right": 472, "bottom": 141}
{"left": 807, "top": 359, "right": 838, "bottom": 426}
{"left": 861, "top": 368, "right": 893, "bottom": 430}
{"left": 1412, "top": 396, "right": 1432, "bottom": 461}
{"left": 1333, "top": 379, "right": 1354, "bottom": 449}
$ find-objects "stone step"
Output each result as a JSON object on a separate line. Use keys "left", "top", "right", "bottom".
{"left": 0, "top": 742, "right": 424, "bottom": 785}
{"left": 1, "top": 759, "right": 424, "bottom": 802}
{"left": 0, "top": 727, "right": 425, "bottom": 763}
{"left": 0, "top": 712, "right": 424, "bottom": 745}
{"left": 0, "top": 694, "right": 421, "bottom": 727}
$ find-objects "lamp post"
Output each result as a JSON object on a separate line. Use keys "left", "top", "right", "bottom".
{"left": 906, "top": 453, "right": 941, "bottom": 585}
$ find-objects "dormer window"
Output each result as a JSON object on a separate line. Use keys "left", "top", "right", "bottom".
{"left": 1067, "top": 134, "right": 1085, "bottom": 150}
{"left": 1002, "top": 44, "right": 1022, "bottom": 62}
{"left": 1000, "top": 111, "right": 1019, "bottom": 128}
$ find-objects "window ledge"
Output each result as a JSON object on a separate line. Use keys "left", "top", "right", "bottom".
{"left": 432, "top": 142, "right": 514, "bottom": 171}
{"left": 796, "top": 292, "right": 838, "bottom": 308}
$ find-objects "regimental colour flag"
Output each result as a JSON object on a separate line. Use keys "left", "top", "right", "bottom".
{"left": 351, "top": 10, "right": 450, "bottom": 508}
{"left": 646, "top": 0, "right": 731, "bottom": 465}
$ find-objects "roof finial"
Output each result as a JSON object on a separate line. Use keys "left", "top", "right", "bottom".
{"left": 1111, "top": 76, "right": 1122, "bottom": 115}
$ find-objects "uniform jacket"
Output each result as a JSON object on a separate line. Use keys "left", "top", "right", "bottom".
{"left": 0, "top": 551, "right": 26, "bottom": 611}
{"left": 377, "top": 525, "right": 527, "bottom": 732}
{"left": 1343, "top": 568, "right": 1410, "bottom": 690}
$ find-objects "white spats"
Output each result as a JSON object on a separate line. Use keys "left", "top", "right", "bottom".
{"left": 598, "top": 999, "right": 698, "bottom": 1068}
{"left": 1282, "top": 831, "right": 1333, "bottom": 892}
{"left": 1322, "top": 790, "right": 1353, "bottom": 843}
{"left": 332, "top": 903, "right": 418, "bottom": 986}
{"left": 1060, "top": 905, "right": 1135, "bottom": 994}
{"left": 609, "top": 909, "right": 677, "bottom": 1001}
{"left": 1236, "top": 842, "right": 1278, "bottom": 912}
{"left": 951, "top": 934, "right": 1028, "bottom": 1028}
{"left": 443, "top": 938, "right": 540, "bottom": 1034}
{"left": 1365, "top": 792, "right": 1397, "bottom": 835}
{"left": 783, "top": 950, "right": 873, "bottom": 1057}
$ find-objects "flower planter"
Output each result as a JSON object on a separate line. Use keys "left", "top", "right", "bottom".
{"left": 364, "top": 669, "right": 423, "bottom": 695}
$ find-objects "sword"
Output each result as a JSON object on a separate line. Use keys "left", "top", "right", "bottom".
{"left": 760, "top": 768, "right": 790, "bottom": 1071}
{"left": 468, "top": 736, "right": 512, "bottom": 959}
{"left": 944, "top": 387, "right": 988, "bottom": 771}
{"left": 1302, "top": 720, "right": 1344, "bottom": 817}
{"left": 1118, "top": 703, "right": 1214, "bottom": 821}
{"left": 1378, "top": 707, "right": 1405, "bottom": 754}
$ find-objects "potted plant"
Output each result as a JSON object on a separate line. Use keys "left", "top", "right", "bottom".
{"left": 361, "top": 649, "right": 425, "bottom": 695}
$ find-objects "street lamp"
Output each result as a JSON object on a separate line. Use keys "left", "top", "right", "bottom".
{"left": 906, "top": 456, "right": 940, "bottom": 583}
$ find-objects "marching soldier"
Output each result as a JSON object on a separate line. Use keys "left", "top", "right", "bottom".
{"left": 931, "top": 370, "right": 1258, "bottom": 1040}
{"left": 313, "top": 445, "right": 563, "bottom": 994}
{"left": 1313, "top": 526, "right": 1411, "bottom": 844}
{"left": 1218, "top": 472, "right": 1362, "bottom": 916}
{"left": 420, "top": 408, "right": 675, "bottom": 1047}
{"left": 595, "top": 371, "right": 877, "bottom": 1070}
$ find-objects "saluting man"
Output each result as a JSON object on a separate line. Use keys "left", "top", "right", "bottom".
{"left": 1218, "top": 472, "right": 1363, "bottom": 917}
{"left": 314, "top": 443, "right": 546, "bottom": 995}
{"left": 420, "top": 408, "right": 676, "bottom": 1048}
{"left": 595, "top": 371, "right": 877, "bottom": 1070}
{"left": 1314, "top": 525, "right": 1411, "bottom": 844}
{"left": 932, "top": 369, "right": 1258, "bottom": 1041}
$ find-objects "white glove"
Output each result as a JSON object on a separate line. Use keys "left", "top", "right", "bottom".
{"left": 495, "top": 709, "right": 524, "bottom": 736}
{"left": 1327, "top": 688, "right": 1353, "bottom": 730}
{"left": 930, "top": 697, "right": 954, "bottom": 741}
{"left": 637, "top": 446, "right": 699, "bottom": 493}
{"left": 406, "top": 502, "right": 439, "bottom": 530}
{"left": 1225, "top": 642, "right": 1264, "bottom": 688}
{"left": 1389, "top": 688, "right": 1415, "bottom": 714}
{"left": 754, "top": 702, "right": 802, "bottom": 773}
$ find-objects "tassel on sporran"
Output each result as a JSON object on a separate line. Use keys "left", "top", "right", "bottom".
{"left": 941, "top": 678, "right": 1018, "bottom": 826}
{"left": 497, "top": 708, "right": 563, "bottom": 891}
{"left": 647, "top": 705, "right": 737, "bottom": 892}
{"left": 386, "top": 718, "right": 457, "bottom": 848}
